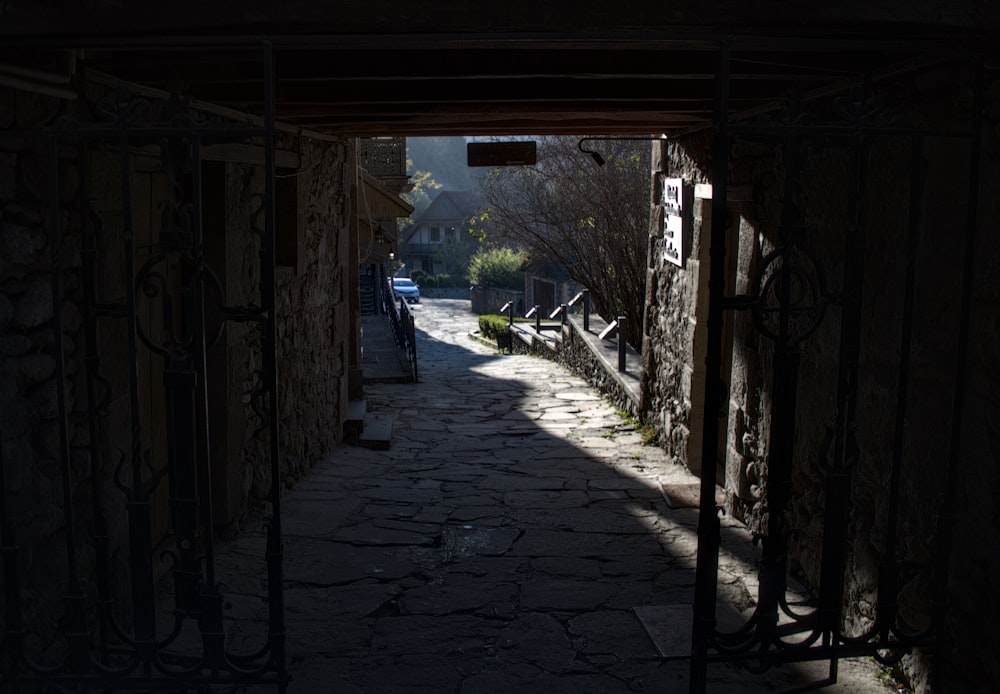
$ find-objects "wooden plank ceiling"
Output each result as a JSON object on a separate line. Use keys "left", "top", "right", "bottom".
{"left": 0, "top": 2, "right": 989, "bottom": 137}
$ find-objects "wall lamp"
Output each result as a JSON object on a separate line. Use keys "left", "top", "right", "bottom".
{"left": 578, "top": 136, "right": 669, "bottom": 166}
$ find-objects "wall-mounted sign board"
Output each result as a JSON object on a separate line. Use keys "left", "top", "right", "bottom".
{"left": 467, "top": 141, "right": 537, "bottom": 167}
{"left": 662, "top": 177, "right": 687, "bottom": 267}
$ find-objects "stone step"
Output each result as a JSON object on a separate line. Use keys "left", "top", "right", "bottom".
{"left": 357, "top": 412, "right": 393, "bottom": 450}
{"left": 343, "top": 399, "right": 367, "bottom": 441}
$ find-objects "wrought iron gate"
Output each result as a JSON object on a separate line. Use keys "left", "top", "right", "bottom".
{"left": 0, "top": 47, "right": 287, "bottom": 691}
{"left": 689, "top": 50, "right": 984, "bottom": 692}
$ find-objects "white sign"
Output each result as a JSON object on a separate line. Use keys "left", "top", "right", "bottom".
{"left": 662, "top": 177, "right": 685, "bottom": 267}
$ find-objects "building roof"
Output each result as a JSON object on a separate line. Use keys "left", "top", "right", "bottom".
{"left": 415, "top": 190, "right": 484, "bottom": 225}
{"left": 522, "top": 256, "right": 574, "bottom": 283}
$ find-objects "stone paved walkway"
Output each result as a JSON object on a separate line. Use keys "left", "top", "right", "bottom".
{"left": 220, "top": 298, "right": 890, "bottom": 693}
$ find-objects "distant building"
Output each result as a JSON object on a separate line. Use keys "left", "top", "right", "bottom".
{"left": 399, "top": 190, "right": 483, "bottom": 275}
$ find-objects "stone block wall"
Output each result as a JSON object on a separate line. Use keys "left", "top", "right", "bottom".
{"left": 211, "top": 136, "right": 352, "bottom": 524}
{"left": 272, "top": 136, "right": 352, "bottom": 489}
{"left": 0, "top": 88, "right": 93, "bottom": 658}
{"left": 555, "top": 321, "right": 640, "bottom": 420}
{"left": 640, "top": 139, "right": 704, "bottom": 472}
{"left": 470, "top": 285, "right": 524, "bottom": 315}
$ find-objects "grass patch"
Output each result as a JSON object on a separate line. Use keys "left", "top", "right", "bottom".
{"left": 614, "top": 408, "right": 659, "bottom": 446}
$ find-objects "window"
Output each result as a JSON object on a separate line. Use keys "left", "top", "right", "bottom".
{"left": 429, "top": 227, "right": 441, "bottom": 242}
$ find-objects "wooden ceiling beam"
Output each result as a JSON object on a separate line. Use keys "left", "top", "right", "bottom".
{"left": 256, "top": 78, "right": 803, "bottom": 105}
{"left": 87, "top": 47, "right": 878, "bottom": 85}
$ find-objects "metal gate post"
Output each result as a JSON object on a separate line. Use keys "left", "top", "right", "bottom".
{"left": 261, "top": 41, "right": 289, "bottom": 691}
{"left": 690, "top": 42, "right": 730, "bottom": 694}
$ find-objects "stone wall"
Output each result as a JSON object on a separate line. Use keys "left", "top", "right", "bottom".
{"left": 213, "top": 136, "right": 352, "bottom": 524}
{"left": 641, "top": 64, "right": 1000, "bottom": 691}
{"left": 419, "top": 287, "right": 469, "bottom": 299}
{"left": 555, "top": 321, "right": 640, "bottom": 420}
{"left": 0, "top": 87, "right": 92, "bottom": 658}
{"left": 470, "top": 285, "right": 524, "bottom": 315}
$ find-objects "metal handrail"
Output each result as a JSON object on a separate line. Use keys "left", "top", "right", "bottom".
{"left": 386, "top": 286, "right": 418, "bottom": 382}
{"left": 504, "top": 288, "right": 628, "bottom": 372}
{"left": 399, "top": 299, "right": 419, "bottom": 382}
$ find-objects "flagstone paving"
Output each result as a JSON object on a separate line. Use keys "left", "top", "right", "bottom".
{"left": 221, "top": 298, "right": 892, "bottom": 693}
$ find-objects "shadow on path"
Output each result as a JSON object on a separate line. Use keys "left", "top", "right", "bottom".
{"left": 218, "top": 299, "right": 886, "bottom": 694}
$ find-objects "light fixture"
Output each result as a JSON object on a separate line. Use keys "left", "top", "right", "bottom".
{"left": 388, "top": 246, "right": 395, "bottom": 261}
{"left": 577, "top": 136, "right": 668, "bottom": 167}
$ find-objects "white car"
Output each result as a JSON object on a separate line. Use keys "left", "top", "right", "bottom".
{"left": 391, "top": 277, "right": 420, "bottom": 303}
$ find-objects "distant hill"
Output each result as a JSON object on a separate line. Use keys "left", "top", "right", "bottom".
{"left": 407, "top": 137, "right": 486, "bottom": 217}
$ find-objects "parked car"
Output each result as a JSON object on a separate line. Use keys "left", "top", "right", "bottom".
{"left": 392, "top": 277, "right": 421, "bottom": 303}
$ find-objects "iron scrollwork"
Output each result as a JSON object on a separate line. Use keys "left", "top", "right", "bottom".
{"left": 692, "top": 60, "right": 981, "bottom": 693}
{"left": 750, "top": 242, "right": 830, "bottom": 346}
{"left": 0, "top": 75, "right": 287, "bottom": 692}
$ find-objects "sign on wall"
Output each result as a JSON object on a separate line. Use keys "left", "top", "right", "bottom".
{"left": 662, "top": 177, "right": 687, "bottom": 267}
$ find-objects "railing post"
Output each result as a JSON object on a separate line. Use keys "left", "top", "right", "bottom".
{"left": 534, "top": 305, "right": 540, "bottom": 333}
{"left": 583, "top": 290, "right": 590, "bottom": 332}
{"left": 618, "top": 316, "right": 627, "bottom": 372}
{"left": 560, "top": 304, "right": 568, "bottom": 326}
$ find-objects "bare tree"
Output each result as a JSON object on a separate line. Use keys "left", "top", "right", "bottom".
{"left": 476, "top": 136, "right": 650, "bottom": 347}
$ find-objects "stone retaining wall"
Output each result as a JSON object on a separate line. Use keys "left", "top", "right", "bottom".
{"left": 556, "top": 322, "right": 640, "bottom": 420}
{"left": 470, "top": 285, "right": 524, "bottom": 315}
{"left": 419, "top": 287, "right": 469, "bottom": 299}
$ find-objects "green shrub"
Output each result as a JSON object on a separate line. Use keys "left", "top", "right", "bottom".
{"left": 478, "top": 314, "right": 511, "bottom": 341}
{"left": 408, "top": 271, "right": 466, "bottom": 289}
{"left": 468, "top": 247, "right": 525, "bottom": 290}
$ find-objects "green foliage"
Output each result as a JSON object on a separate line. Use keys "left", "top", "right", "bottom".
{"left": 412, "top": 273, "right": 466, "bottom": 289}
{"left": 399, "top": 156, "right": 442, "bottom": 226}
{"left": 433, "top": 236, "right": 473, "bottom": 277}
{"left": 478, "top": 314, "right": 511, "bottom": 341}
{"left": 468, "top": 210, "right": 490, "bottom": 243}
{"left": 468, "top": 247, "right": 525, "bottom": 290}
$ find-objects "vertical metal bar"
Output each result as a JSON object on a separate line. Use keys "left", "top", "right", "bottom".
{"left": 754, "top": 126, "right": 801, "bottom": 663}
{"left": 117, "top": 89, "right": 157, "bottom": 671}
{"left": 816, "top": 108, "right": 868, "bottom": 655}
{"left": 582, "top": 289, "right": 590, "bottom": 331}
{"left": 877, "top": 135, "right": 924, "bottom": 640}
{"left": 162, "top": 135, "right": 200, "bottom": 618}
{"left": 0, "top": 434, "right": 25, "bottom": 682}
{"left": 190, "top": 139, "right": 225, "bottom": 673}
{"left": 410, "top": 309, "right": 419, "bottom": 383}
{"left": 261, "top": 41, "right": 288, "bottom": 690}
{"left": 47, "top": 136, "right": 90, "bottom": 673}
{"left": 932, "top": 59, "right": 983, "bottom": 683}
{"left": 534, "top": 305, "right": 540, "bottom": 333}
{"left": 617, "top": 316, "right": 627, "bottom": 372}
{"left": 690, "top": 42, "right": 730, "bottom": 694}
{"left": 75, "top": 74, "right": 113, "bottom": 666}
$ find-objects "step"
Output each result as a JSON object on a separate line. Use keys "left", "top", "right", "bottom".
{"left": 343, "top": 399, "right": 367, "bottom": 441}
{"left": 357, "top": 412, "right": 394, "bottom": 450}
